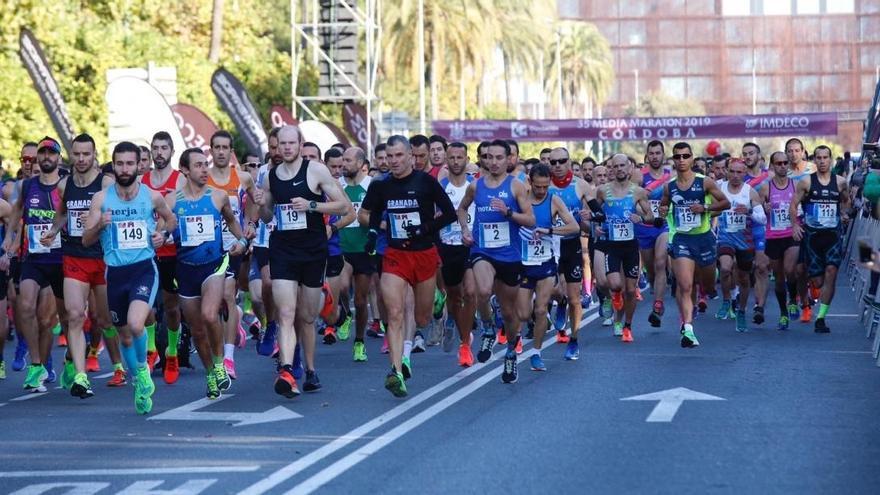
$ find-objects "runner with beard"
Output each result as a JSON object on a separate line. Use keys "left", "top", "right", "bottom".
{"left": 742, "top": 142, "right": 770, "bottom": 325}
{"left": 785, "top": 138, "right": 816, "bottom": 323}
{"left": 633, "top": 140, "right": 671, "bottom": 327}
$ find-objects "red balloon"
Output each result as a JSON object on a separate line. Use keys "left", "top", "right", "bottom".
{"left": 705, "top": 140, "right": 721, "bottom": 156}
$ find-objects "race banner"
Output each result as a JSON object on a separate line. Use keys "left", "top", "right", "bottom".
{"left": 19, "top": 28, "right": 76, "bottom": 155}
{"left": 171, "top": 103, "right": 237, "bottom": 166}
{"left": 211, "top": 68, "right": 268, "bottom": 157}
{"left": 268, "top": 104, "right": 298, "bottom": 128}
{"left": 433, "top": 112, "right": 839, "bottom": 142}
{"left": 343, "top": 102, "right": 378, "bottom": 151}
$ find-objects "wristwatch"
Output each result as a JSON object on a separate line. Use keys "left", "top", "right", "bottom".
{"left": 504, "top": 208, "right": 513, "bottom": 219}
{"left": 309, "top": 200, "right": 318, "bottom": 211}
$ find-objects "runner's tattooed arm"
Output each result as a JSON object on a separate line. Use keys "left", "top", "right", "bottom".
{"left": 43, "top": 176, "right": 68, "bottom": 242}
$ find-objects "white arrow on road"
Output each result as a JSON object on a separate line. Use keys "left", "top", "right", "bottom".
{"left": 149, "top": 394, "right": 302, "bottom": 427}
{"left": 621, "top": 387, "right": 725, "bottom": 422}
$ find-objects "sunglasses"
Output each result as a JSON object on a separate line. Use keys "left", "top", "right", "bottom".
{"left": 672, "top": 153, "right": 692, "bottom": 160}
{"left": 549, "top": 158, "right": 569, "bottom": 165}
{"left": 243, "top": 162, "right": 259, "bottom": 169}
{"left": 772, "top": 160, "right": 790, "bottom": 166}
{"left": 20, "top": 156, "right": 36, "bottom": 164}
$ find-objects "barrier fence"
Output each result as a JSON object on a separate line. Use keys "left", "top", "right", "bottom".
{"left": 844, "top": 213, "right": 880, "bottom": 366}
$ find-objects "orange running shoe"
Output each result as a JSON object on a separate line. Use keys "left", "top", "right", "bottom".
{"left": 800, "top": 305, "right": 812, "bottom": 323}
{"left": 85, "top": 350, "right": 100, "bottom": 373}
{"left": 274, "top": 368, "right": 300, "bottom": 398}
{"left": 809, "top": 285, "right": 821, "bottom": 302}
{"left": 458, "top": 340, "right": 474, "bottom": 367}
{"left": 612, "top": 291, "right": 624, "bottom": 312}
{"left": 107, "top": 368, "right": 127, "bottom": 387}
{"left": 164, "top": 355, "right": 180, "bottom": 384}
{"left": 146, "top": 350, "right": 158, "bottom": 371}
{"left": 322, "top": 327, "right": 338, "bottom": 345}
{"left": 556, "top": 330, "right": 570, "bottom": 344}
{"left": 497, "top": 331, "right": 507, "bottom": 346}
{"left": 622, "top": 326, "right": 634, "bottom": 343}
{"left": 319, "top": 282, "right": 335, "bottom": 321}
{"left": 515, "top": 337, "right": 523, "bottom": 354}
{"left": 57, "top": 334, "right": 68, "bottom": 347}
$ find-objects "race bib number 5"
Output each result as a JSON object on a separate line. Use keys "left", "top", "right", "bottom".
{"left": 68, "top": 210, "right": 86, "bottom": 237}
{"left": 113, "top": 220, "right": 148, "bottom": 250}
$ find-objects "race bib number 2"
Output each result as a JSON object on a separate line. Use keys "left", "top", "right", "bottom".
{"left": 479, "top": 222, "right": 510, "bottom": 248}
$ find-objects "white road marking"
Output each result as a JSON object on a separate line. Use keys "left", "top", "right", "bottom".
{"left": 149, "top": 394, "right": 302, "bottom": 426}
{"left": 825, "top": 313, "right": 859, "bottom": 317}
{"left": 621, "top": 387, "right": 725, "bottom": 422}
{"left": 0, "top": 465, "right": 261, "bottom": 478}
{"left": 9, "top": 392, "right": 48, "bottom": 402}
{"left": 94, "top": 371, "right": 115, "bottom": 379}
{"left": 240, "top": 308, "right": 599, "bottom": 495}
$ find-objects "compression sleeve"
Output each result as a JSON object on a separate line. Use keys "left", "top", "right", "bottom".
{"left": 751, "top": 205, "right": 767, "bottom": 225}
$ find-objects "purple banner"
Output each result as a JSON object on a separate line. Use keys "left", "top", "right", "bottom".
{"left": 433, "top": 112, "right": 838, "bottom": 142}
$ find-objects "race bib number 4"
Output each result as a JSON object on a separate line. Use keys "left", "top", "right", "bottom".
{"left": 522, "top": 238, "right": 552, "bottom": 264}
{"left": 113, "top": 220, "right": 148, "bottom": 250}
{"left": 28, "top": 224, "right": 59, "bottom": 254}
{"left": 68, "top": 210, "right": 86, "bottom": 237}
{"left": 771, "top": 206, "right": 791, "bottom": 230}
{"left": 675, "top": 206, "right": 701, "bottom": 231}
{"left": 181, "top": 215, "right": 215, "bottom": 247}
{"left": 608, "top": 220, "right": 634, "bottom": 241}
{"left": 390, "top": 212, "right": 421, "bottom": 239}
{"left": 276, "top": 204, "right": 307, "bottom": 231}
{"left": 479, "top": 222, "right": 510, "bottom": 248}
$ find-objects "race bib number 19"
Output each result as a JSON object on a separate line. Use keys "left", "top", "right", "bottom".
{"left": 276, "top": 204, "right": 307, "bottom": 231}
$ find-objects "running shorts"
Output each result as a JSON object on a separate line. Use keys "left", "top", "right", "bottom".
{"left": 20, "top": 262, "right": 63, "bottom": 299}
{"left": 107, "top": 259, "right": 158, "bottom": 326}
{"left": 383, "top": 246, "right": 440, "bottom": 286}
{"left": 176, "top": 255, "right": 231, "bottom": 299}
{"left": 63, "top": 255, "right": 106, "bottom": 286}
{"left": 325, "top": 254, "right": 345, "bottom": 278}
{"left": 717, "top": 245, "right": 755, "bottom": 271}
{"left": 668, "top": 231, "right": 717, "bottom": 267}
{"left": 155, "top": 256, "right": 178, "bottom": 294}
{"left": 803, "top": 228, "right": 843, "bottom": 278}
{"left": 438, "top": 244, "right": 469, "bottom": 287}
{"left": 343, "top": 252, "right": 378, "bottom": 276}
{"left": 521, "top": 259, "right": 557, "bottom": 290}
{"left": 605, "top": 240, "right": 641, "bottom": 279}
{"left": 765, "top": 237, "right": 797, "bottom": 262}
{"left": 557, "top": 237, "right": 584, "bottom": 283}
{"left": 468, "top": 252, "right": 523, "bottom": 287}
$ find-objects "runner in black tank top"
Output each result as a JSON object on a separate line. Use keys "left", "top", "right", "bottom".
{"left": 268, "top": 158, "right": 326, "bottom": 259}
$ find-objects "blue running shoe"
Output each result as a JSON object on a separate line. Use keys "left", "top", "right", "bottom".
{"left": 776, "top": 316, "right": 790, "bottom": 331}
{"left": 529, "top": 353, "right": 546, "bottom": 371}
{"left": 735, "top": 310, "right": 748, "bottom": 332}
{"left": 258, "top": 321, "right": 277, "bottom": 356}
{"left": 580, "top": 293, "right": 592, "bottom": 309}
{"left": 292, "top": 343, "right": 304, "bottom": 380}
{"left": 564, "top": 341, "right": 579, "bottom": 361}
{"left": 554, "top": 298, "right": 568, "bottom": 331}
{"left": 638, "top": 272, "right": 649, "bottom": 292}
{"left": 715, "top": 300, "right": 732, "bottom": 320}
{"left": 12, "top": 337, "right": 28, "bottom": 372}
{"left": 490, "top": 296, "right": 503, "bottom": 331}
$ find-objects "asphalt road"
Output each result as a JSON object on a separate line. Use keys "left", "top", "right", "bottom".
{"left": 1, "top": 280, "right": 878, "bottom": 494}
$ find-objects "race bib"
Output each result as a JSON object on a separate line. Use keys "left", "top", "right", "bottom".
{"left": 813, "top": 203, "right": 838, "bottom": 228}
{"left": 479, "top": 222, "right": 510, "bottom": 248}
{"left": 390, "top": 212, "right": 421, "bottom": 239}
{"left": 522, "top": 237, "right": 552, "bottom": 264}
{"left": 28, "top": 224, "right": 59, "bottom": 254}
{"left": 181, "top": 215, "right": 215, "bottom": 247}
{"left": 649, "top": 199, "right": 660, "bottom": 217}
{"left": 275, "top": 204, "right": 307, "bottom": 231}
{"left": 771, "top": 206, "right": 791, "bottom": 230}
{"left": 675, "top": 206, "right": 701, "bottom": 231}
{"left": 67, "top": 210, "right": 87, "bottom": 237}
{"left": 254, "top": 219, "right": 275, "bottom": 247}
{"left": 113, "top": 220, "right": 148, "bottom": 250}
{"left": 608, "top": 220, "right": 634, "bottom": 241}
{"left": 723, "top": 211, "right": 746, "bottom": 233}
{"left": 345, "top": 201, "right": 362, "bottom": 228}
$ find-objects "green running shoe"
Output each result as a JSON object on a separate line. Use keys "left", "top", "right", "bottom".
{"left": 206, "top": 370, "right": 220, "bottom": 399}
{"left": 0, "top": 360, "right": 5, "bottom": 380}
{"left": 715, "top": 300, "right": 732, "bottom": 320}
{"left": 337, "top": 316, "right": 352, "bottom": 341}
{"left": 384, "top": 370, "right": 408, "bottom": 397}
{"left": 401, "top": 356, "right": 412, "bottom": 380}
{"left": 214, "top": 363, "right": 231, "bottom": 391}
{"left": 613, "top": 321, "right": 623, "bottom": 337}
{"left": 60, "top": 360, "right": 76, "bottom": 390}
{"left": 23, "top": 364, "right": 47, "bottom": 392}
{"left": 134, "top": 366, "right": 154, "bottom": 414}
{"left": 51, "top": 323, "right": 62, "bottom": 336}
{"left": 352, "top": 341, "right": 367, "bottom": 362}
{"left": 432, "top": 289, "right": 447, "bottom": 320}
{"left": 777, "top": 316, "right": 790, "bottom": 331}
{"left": 680, "top": 325, "right": 700, "bottom": 348}
{"left": 601, "top": 298, "right": 612, "bottom": 318}
{"left": 70, "top": 372, "right": 94, "bottom": 399}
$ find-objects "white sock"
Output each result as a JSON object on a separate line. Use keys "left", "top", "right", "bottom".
{"left": 223, "top": 344, "right": 235, "bottom": 360}
{"left": 403, "top": 340, "right": 413, "bottom": 359}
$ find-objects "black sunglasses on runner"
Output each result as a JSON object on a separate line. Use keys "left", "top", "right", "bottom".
{"left": 243, "top": 162, "right": 259, "bottom": 169}
{"left": 672, "top": 153, "right": 692, "bottom": 160}
{"left": 549, "top": 158, "right": 569, "bottom": 165}
{"left": 772, "top": 160, "right": 790, "bottom": 166}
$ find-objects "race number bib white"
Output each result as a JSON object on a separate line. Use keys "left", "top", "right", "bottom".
{"left": 254, "top": 219, "right": 275, "bottom": 247}
{"left": 479, "top": 222, "right": 510, "bottom": 248}
{"left": 390, "top": 212, "right": 421, "bottom": 239}
{"left": 345, "top": 202, "right": 362, "bottom": 228}
{"left": 522, "top": 237, "right": 552, "bottom": 264}
{"left": 675, "top": 206, "right": 701, "bottom": 231}
{"left": 27, "top": 224, "right": 59, "bottom": 254}
{"left": 608, "top": 220, "right": 634, "bottom": 241}
{"left": 181, "top": 215, "right": 215, "bottom": 246}
{"left": 67, "top": 210, "right": 86, "bottom": 237}
{"left": 649, "top": 199, "right": 661, "bottom": 217}
{"left": 276, "top": 204, "right": 307, "bottom": 231}
{"left": 771, "top": 206, "right": 791, "bottom": 230}
{"left": 113, "top": 220, "right": 148, "bottom": 250}
{"left": 221, "top": 197, "right": 242, "bottom": 248}
{"left": 723, "top": 211, "right": 746, "bottom": 233}
{"left": 814, "top": 203, "right": 838, "bottom": 228}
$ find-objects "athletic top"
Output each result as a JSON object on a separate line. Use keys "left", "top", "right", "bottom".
{"left": 601, "top": 183, "right": 637, "bottom": 243}
{"left": 252, "top": 164, "right": 274, "bottom": 249}
{"left": 100, "top": 184, "right": 157, "bottom": 267}
{"left": 766, "top": 178, "right": 795, "bottom": 239}
{"left": 207, "top": 169, "right": 246, "bottom": 250}
{"left": 361, "top": 170, "right": 456, "bottom": 252}
{"left": 327, "top": 213, "right": 342, "bottom": 257}
{"left": 142, "top": 170, "right": 180, "bottom": 258}
{"left": 803, "top": 173, "right": 841, "bottom": 231}
{"left": 520, "top": 194, "right": 553, "bottom": 266}
{"left": 439, "top": 176, "right": 474, "bottom": 246}
{"left": 173, "top": 188, "right": 223, "bottom": 265}
{"left": 640, "top": 169, "right": 670, "bottom": 225}
{"left": 340, "top": 176, "right": 372, "bottom": 253}
{"left": 62, "top": 174, "right": 104, "bottom": 259}
{"left": 21, "top": 177, "right": 62, "bottom": 264}
{"left": 427, "top": 166, "right": 442, "bottom": 180}
{"left": 549, "top": 181, "right": 581, "bottom": 240}
{"left": 268, "top": 160, "right": 326, "bottom": 258}
{"left": 471, "top": 175, "right": 521, "bottom": 263}
{"left": 667, "top": 174, "right": 711, "bottom": 235}
{"left": 717, "top": 182, "right": 755, "bottom": 250}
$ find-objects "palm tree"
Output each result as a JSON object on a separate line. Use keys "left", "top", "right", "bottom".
{"left": 544, "top": 21, "right": 614, "bottom": 118}
{"left": 497, "top": 0, "right": 556, "bottom": 111}
{"left": 209, "top": 0, "right": 224, "bottom": 62}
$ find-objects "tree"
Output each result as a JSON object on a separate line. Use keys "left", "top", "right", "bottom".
{"left": 544, "top": 21, "right": 614, "bottom": 119}
{"left": 209, "top": 0, "right": 224, "bottom": 62}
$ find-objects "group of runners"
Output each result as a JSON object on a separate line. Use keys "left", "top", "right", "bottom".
{"left": 0, "top": 127, "right": 851, "bottom": 408}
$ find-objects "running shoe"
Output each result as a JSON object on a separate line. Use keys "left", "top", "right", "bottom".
{"left": 788, "top": 303, "right": 800, "bottom": 320}
{"left": 634, "top": 287, "right": 643, "bottom": 301}
{"left": 0, "top": 360, "right": 5, "bottom": 380}
{"left": 602, "top": 316, "right": 614, "bottom": 326}
{"left": 432, "top": 288, "right": 447, "bottom": 320}
{"left": 86, "top": 348, "right": 100, "bottom": 372}
{"left": 412, "top": 332, "right": 426, "bottom": 353}
{"left": 353, "top": 341, "right": 368, "bottom": 362}
{"left": 23, "top": 364, "right": 47, "bottom": 392}
{"left": 70, "top": 372, "right": 94, "bottom": 399}
{"left": 146, "top": 350, "right": 158, "bottom": 372}
{"left": 236, "top": 321, "right": 248, "bottom": 348}
{"left": 134, "top": 366, "right": 155, "bottom": 414}
{"left": 292, "top": 343, "right": 304, "bottom": 380}
{"left": 401, "top": 357, "right": 412, "bottom": 380}
{"left": 274, "top": 366, "right": 300, "bottom": 398}
{"left": 384, "top": 369, "right": 407, "bottom": 397}
{"left": 337, "top": 316, "right": 352, "bottom": 341}
{"left": 458, "top": 339, "right": 474, "bottom": 367}
{"left": 680, "top": 324, "right": 700, "bottom": 348}
{"left": 367, "top": 319, "right": 384, "bottom": 338}
{"left": 580, "top": 293, "right": 593, "bottom": 308}
{"left": 322, "top": 327, "right": 338, "bottom": 345}
{"left": 515, "top": 336, "right": 523, "bottom": 354}
{"left": 530, "top": 353, "right": 546, "bottom": 371}
{"left": 753, "top": 306, "right": 765, "bottom": 325}
{"left": 178, "top": 327, "right": 193, "bottom": 368}
{"left": 427, "top": 321, "right": 443, "bottom": 347}
{"left": 442, "top": 318, "right": 457, "bottom": 353}
{"left": 715, "top": 300, "right": 733, "bottom": 320}
{"left": 381, "top": 335, "right": 389, "bottom": 354}
{"left": 57, "top": 333, "right": 68, "bottom": 347}
{"left": 206, "top": 371, "right": 220, "bottom": 399}
{"left": 12, "top": 338, "right": 27, "bottom": 371}
{"left": 735, "top": 310, "right": 748, "bottom": 333}
{"left": 501, "top": 351, "right": 518, "bottom": 383}
{"left": 490, "top": 295, "right": 503, "bottom": 330}
{"left": 810, "top": 284, "right": 821, "bottom": 303}
{"left": 107, "top": 368, "right": 127, "bottom": 387}
{"left": 477, "top": 331, "right": 496, "bottom": 363}
{"left": 319, "top": 282, "right": 335, "bottom": 321}
{"left": 613, "top": 321, "right": 623, "bottom": 337}
{"left": 611, "top": 291, "right": 624, "bottom": 312}
{"left": 564, "top": 341, "right": 579, "bottom": 360}
{"left": 497, "top": 330, "right": 508, "bottom": 346}
{"left": 553, "top": 298, "right": 568, "bottom": 331}
{"left": 800, "top": 305, "right": 812, "bottom": 323}
{"left": 622, "top": 326, "right": 634, "bottom": 343}
{"left": 814, "top": 317, "right": 830, "bottom": 333}
{"left": 164, "top": 355, "right": 180, "bottom": 384}
{"left": 215, "top": 363, "right": 231, "bottom": 391}
{"left": 60, "top": 360, "right": 75, "bottom": 390}
{"left": 697, "top": 295, "right": 708, "bottom": 313}
{"left": 248, "top": 317, "right": 262, "bottom": 341}
{"left": 648, "top": 300, "right": 664, "bottom": 327}
{"left": 777, "top": 316, "right": 790, "bottom": 331}
{"left": 556, "top": 330, "right": 570, "bottom": 344}
{"left": 302, "top": 369, "right": 322, "bottom": 392}
{"left": 638, "top": 272, "right": 649, "bottom": 292}
{"left": 224, "top": 358, "right": 237, "bottom": 380}
{"left": 45, "top": 355, "right": 56, "bottom": 383}
{"left": 600, "top": 297, "right": 612, "bottom": 319}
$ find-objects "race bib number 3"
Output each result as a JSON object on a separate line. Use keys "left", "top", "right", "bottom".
{"left": 113, "top": 220, "right": 148, "bottom": 250}
{"left": 28, "top": 224, "right": 59, "bottom": 254}
{"left": 68, "top": 210, "right": 86, "bottom": 237}
{"left": 522, "top": 238, "right": 552, "bottom": 264}
{"left": 276, "top": 204, "right": 307, "bottom": 231}
{"left": 181, "top": 215, "right": 215, "bottom": 246}
{"left": 390, "top": 212, "right": 421, "bottom": 239}
{"left": 675, "top": 206, "right": 701, "bottom": 231}
{"left": 479, "top": 222, "right": 510, "bottom": 248}
{"left": 608, "top": 220, "right": 634, "bottom": 241}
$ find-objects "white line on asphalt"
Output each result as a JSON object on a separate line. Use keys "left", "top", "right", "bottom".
{"left": 240, "top": 309, "right": 599, "bottom": 495}
{"left": 825, "top": 313, "right": 859, "bottom": 317}
{"left": 0, "top": 465, "right": 262, "bottom": 478}
{"left": 9, "top": 392, "right": 47, "bottom": 402}
{"left": 95, "top": 371, "right": 115, "bottom": 379}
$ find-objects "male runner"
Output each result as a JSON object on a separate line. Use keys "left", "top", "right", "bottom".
{"left": 374, "top": 143, "right": 389, "bottom": 174}
{"left": 633, "top": 140, "right": 671, "bottom": 326}
{"left": 761, "top": 151, "right": 800, "bottom": 331}
{"left": 82, "top": 141, "right": 178, "bottom": 414}
{"left": 742, "top": 142, "right": 770, "bottom": 324}
{"left": 427, "top": 135, "right": 447, "bottom": 179}
{"left": 410, "top": 135, "right": 430, "bottom": 173}
{"left": 138, "top": 145, "right": 152, "bottom": 175}
{"left": 785, "top": 137, "right": 816, "bottom": 322}
{"left": 320, "top": 147, "right": 356, "bottom": 345}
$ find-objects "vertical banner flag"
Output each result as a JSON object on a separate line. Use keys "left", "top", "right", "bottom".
{"left": 343, "top": 102, "right": 378, "bottom": 151}
{"left": 171, "top": 103, "right": 238, "bottom": 166}
{"left": 268, "top": 105, "right": 298, "bottom": 128}
{"left": 211, "top": 68, "right": 268, "bottom": 157}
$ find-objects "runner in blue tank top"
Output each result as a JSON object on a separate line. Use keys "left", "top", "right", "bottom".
{"left": 458, "top": 139, "right": 534, "bottom": 384}
{"left": 166, "top": 148, "right": 247, "bottom": 400}
{"left": 83, "top": 141, "right": 178, "bottom": 415}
